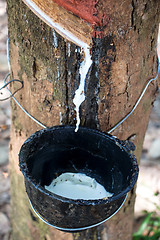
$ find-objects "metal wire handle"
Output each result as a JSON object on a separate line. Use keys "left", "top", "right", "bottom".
{"left": 2, "top": 73, "right": 47, "bottom": 129}
{"left": 0, "top": 73, "right": 23, "bottom": 101}
{"left": 108, "top": 51, "right": 160, "bottom": 133}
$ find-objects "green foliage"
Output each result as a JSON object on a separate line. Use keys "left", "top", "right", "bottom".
{"left": 133, "top": 212, "right": 160, "bottom": 240}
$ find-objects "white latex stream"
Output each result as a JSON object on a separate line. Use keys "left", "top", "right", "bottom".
{"left": 45, "top": 172, "right": 113, "bottom": 200}
{"left": 73, "top": 46, "right": 92, "bottom": 132}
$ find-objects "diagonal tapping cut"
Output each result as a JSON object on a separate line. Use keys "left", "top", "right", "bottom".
{"left": 22, "top": 0, "right": 93, "bottom": 132}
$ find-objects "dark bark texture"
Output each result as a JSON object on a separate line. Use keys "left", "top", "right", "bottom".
{"left": 7, "top": 0, "right": 160, "bottom": 239}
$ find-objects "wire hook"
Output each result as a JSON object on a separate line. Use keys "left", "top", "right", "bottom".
{"left": 0, "top": 73, "right": 23, "bottom": 101}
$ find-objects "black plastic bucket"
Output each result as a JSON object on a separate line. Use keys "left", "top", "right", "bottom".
{"left": 19, "top": 126, "right": 139, "bottom": 231}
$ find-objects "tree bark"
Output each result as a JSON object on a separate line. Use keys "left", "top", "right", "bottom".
{"left": 7, "top": 0, "right": 160, "bottom": 239}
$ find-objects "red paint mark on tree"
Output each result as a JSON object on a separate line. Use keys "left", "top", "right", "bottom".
{"left": 52, "top": 0, "right": 102, "bottom": 27}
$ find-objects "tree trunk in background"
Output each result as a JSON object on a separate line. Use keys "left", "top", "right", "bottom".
{"left": 7, "top": 0, "right": 160, "bottom": 239}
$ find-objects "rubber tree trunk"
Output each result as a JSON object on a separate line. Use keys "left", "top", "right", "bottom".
{"left": 7, "top": 0, "right": 160, "bottom": 239}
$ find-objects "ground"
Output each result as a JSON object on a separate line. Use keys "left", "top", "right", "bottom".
{"left": 0, "top": 0, "right": 160, "bottom": 239}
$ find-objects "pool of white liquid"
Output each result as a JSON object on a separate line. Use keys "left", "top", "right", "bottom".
{"left": 45, "top": 172, "right": 113, "bottom": 200}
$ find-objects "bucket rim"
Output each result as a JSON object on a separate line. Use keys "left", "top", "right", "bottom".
{"left": 19, "top": 125, "right": 139, "bottom": 205}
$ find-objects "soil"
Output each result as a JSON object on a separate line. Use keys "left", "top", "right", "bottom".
{"left": 0, "top": 0, "right": 160, "bottom": 239}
